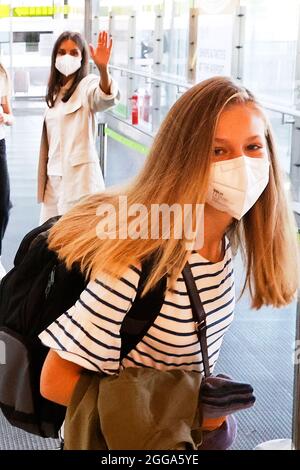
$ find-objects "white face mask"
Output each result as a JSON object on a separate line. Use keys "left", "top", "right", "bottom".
{"left": 206, "top": 155, "right": 270, "bottom": 220}
{"left": 55, "top": 54, "right": 82, "bottom": 77}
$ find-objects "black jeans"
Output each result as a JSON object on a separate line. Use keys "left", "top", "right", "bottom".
{"left": 0, "top": 138, "right": 11, "bottom": 256}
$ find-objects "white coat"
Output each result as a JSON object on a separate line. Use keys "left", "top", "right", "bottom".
{"left": 37, "top": 74, "right": 119, "bottom": 212}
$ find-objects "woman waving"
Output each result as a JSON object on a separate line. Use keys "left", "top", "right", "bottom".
{"left": 38, "top": 31, "right": 119, "bottom": 224}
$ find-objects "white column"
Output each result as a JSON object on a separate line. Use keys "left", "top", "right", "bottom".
{"left": 152, "top": 5, "right": 163, "bottom": 132}
{"left": 85, "top": 0, "right": 100, "bottom": 74}
{"left": 231, "top": 3, "right": 245, "bottom": 82}
{"left": 188, "top": 8, "right": 199, "bottom": 83}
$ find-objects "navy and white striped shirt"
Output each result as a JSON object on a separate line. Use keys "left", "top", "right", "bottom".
{"left": 39, "top": 238, "right": 234, "bottom": 375}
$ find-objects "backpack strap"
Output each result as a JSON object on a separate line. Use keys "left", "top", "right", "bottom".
{"left": 120, "top": 254, "right": 167, "bottom": 360}
{"left": 14, "top": 216, "right": 61, "bottom": 266}
{"left": 182, "top": 262, "right": 211, "bottom": 378}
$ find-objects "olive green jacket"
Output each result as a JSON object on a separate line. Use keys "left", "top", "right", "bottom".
{"left": 64, "top": 367, "right": 203, "bottom": 450}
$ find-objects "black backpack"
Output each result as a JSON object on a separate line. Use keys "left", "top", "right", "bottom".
{"left": 0, "top": 217, "right": 167, "bottom": 438}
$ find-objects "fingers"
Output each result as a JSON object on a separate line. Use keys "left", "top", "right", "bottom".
{"left": 97, "top": 31, "right": 104, "bottom": 45}
{"left": 97, "top": 31, "right": 106, "bottom": 45}
{"left": 97, "top": 31, "right": 110, "bottom": 48}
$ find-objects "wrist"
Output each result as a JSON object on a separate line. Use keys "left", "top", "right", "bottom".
{"left": 97, "top": 64, "right": 109, "bottom": 74}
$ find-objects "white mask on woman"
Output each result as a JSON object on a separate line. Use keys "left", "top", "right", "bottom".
{"left": 55, "top": 54, "right": 82, "bottom": 77}
{"left": 206, "top": 155, "right": 270, "bottom": 220}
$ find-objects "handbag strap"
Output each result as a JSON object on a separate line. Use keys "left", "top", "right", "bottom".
{"left": 182, "top": 262, "right": 211, "bottom": 378}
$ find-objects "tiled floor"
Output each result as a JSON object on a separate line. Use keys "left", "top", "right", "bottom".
{"left": 0, "top": 102, "right": 298, "bottom": 450}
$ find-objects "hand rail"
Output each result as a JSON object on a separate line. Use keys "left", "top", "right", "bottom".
{"left": 109, "top": 64, "right": 300, "bottom": 119}
{"left": 109, "top": 64, "right": 191, "bottom": 90}
{"left": 260, "top": 100, "right": 300, "bottom": 119}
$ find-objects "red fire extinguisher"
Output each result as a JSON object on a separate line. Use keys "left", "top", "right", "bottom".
{"left": 131, "top": 92, "right": 139, "bottom": 125}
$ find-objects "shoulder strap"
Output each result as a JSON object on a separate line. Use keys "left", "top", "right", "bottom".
{"left": 14, "top": 216, "right": 61, "bottom": 266}
{"left": 182, "top": 263, "right": 211, "bottom": 378}
{"left": 120, "top": 254, "right": 167, "bottom": 360}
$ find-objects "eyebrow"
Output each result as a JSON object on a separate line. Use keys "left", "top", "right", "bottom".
{"left": 58, "top": 48, "right": 79, "bottom": 52}
{"left": 214, "top": 135, "right": 263, "bottom": 143}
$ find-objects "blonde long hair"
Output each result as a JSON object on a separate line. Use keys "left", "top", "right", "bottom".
{"left": 48, "top": 76, "right": 300, "bottom": 309}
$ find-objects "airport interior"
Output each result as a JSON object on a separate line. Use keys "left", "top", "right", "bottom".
{"left": 0, "top": 0, "right": 299, "bottom": 452}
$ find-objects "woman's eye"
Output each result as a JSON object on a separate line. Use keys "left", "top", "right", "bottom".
{"left": 247, "top": 144, "right": 263, "bottom": 151}
{"left": 214, "top": 148, "right": 225, "bottom": 156}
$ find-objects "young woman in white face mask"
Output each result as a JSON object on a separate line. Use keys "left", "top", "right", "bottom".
{"left": 39, "top": 77, "right": 299, "bottom": 446}
{"left": 38, "top": 31, "right": 120, "bottom": 224}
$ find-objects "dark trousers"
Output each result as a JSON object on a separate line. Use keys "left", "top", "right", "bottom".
{"left": 0, "top": 138, "right": 11, "bottom": 256}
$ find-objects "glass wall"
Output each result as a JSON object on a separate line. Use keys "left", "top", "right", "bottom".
{"left": 196, "top": 0, "right": 239, "bottom": 81}
{"left": 99, "top": 1, "right": 185, "bottom": 135}
{"left": 241, "top": 0, "right": 299, "bottom": 106}
{"left": 241, "top": 0, "right": 300, "bottom": 204}
{"left": 0, "top": 0, "right": 85, "bottom": 97}
{"left": 99, "top": 0, "right": 300, "bottom": 206}
{"left": 162, "top": 0, "right": 190, "bottom": 78}
{"left": 102, "top": 0, "right": 242, "bottom": 135}
{"left": 100, "top": 0, "right": 191, "bottom": 78}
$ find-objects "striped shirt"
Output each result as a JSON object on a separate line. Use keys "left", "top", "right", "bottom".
{"left": 39, "top": 238, "right": 234, "bottom": 375}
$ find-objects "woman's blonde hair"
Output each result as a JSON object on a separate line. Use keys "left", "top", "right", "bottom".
{"left": 48, "top": 76, "right": 300, "bottom": 309}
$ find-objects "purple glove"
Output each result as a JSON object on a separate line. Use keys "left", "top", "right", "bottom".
{"left": 200, "top": 374, "right": 256, "bottom": 419}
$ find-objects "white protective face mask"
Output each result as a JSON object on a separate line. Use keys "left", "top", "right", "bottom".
{"left": 206, "top": 155, "right": 270, "bottom": 220}
{"left": 55, "top": 54, "right": 82, "bottom": 77}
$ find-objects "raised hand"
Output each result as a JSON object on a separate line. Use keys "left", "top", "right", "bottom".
{"left": 89, "top": 31, "right": 113, "bottom": 70}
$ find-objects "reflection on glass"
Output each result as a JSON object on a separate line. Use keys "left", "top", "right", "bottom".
{"left": 197, "top": 9, "right": 235, "bottom": 81}
{"left": 103, "top": 0, "right": 192, "bottom": 134}
{"left": 162, "top": 0, "right": 190, "bottom": 79}
{"left": 241, "top": 0, "right": 299, "bottom": 106}
{"left": 266, "top": 110, "right": 293, "bottom": 174}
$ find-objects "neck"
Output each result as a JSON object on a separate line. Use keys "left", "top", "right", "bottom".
{"left": 61, "top": 74, "right": 75, "bottom": 87}
{"left": 197, "top": 204, "right": 233, "bottom": 262}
